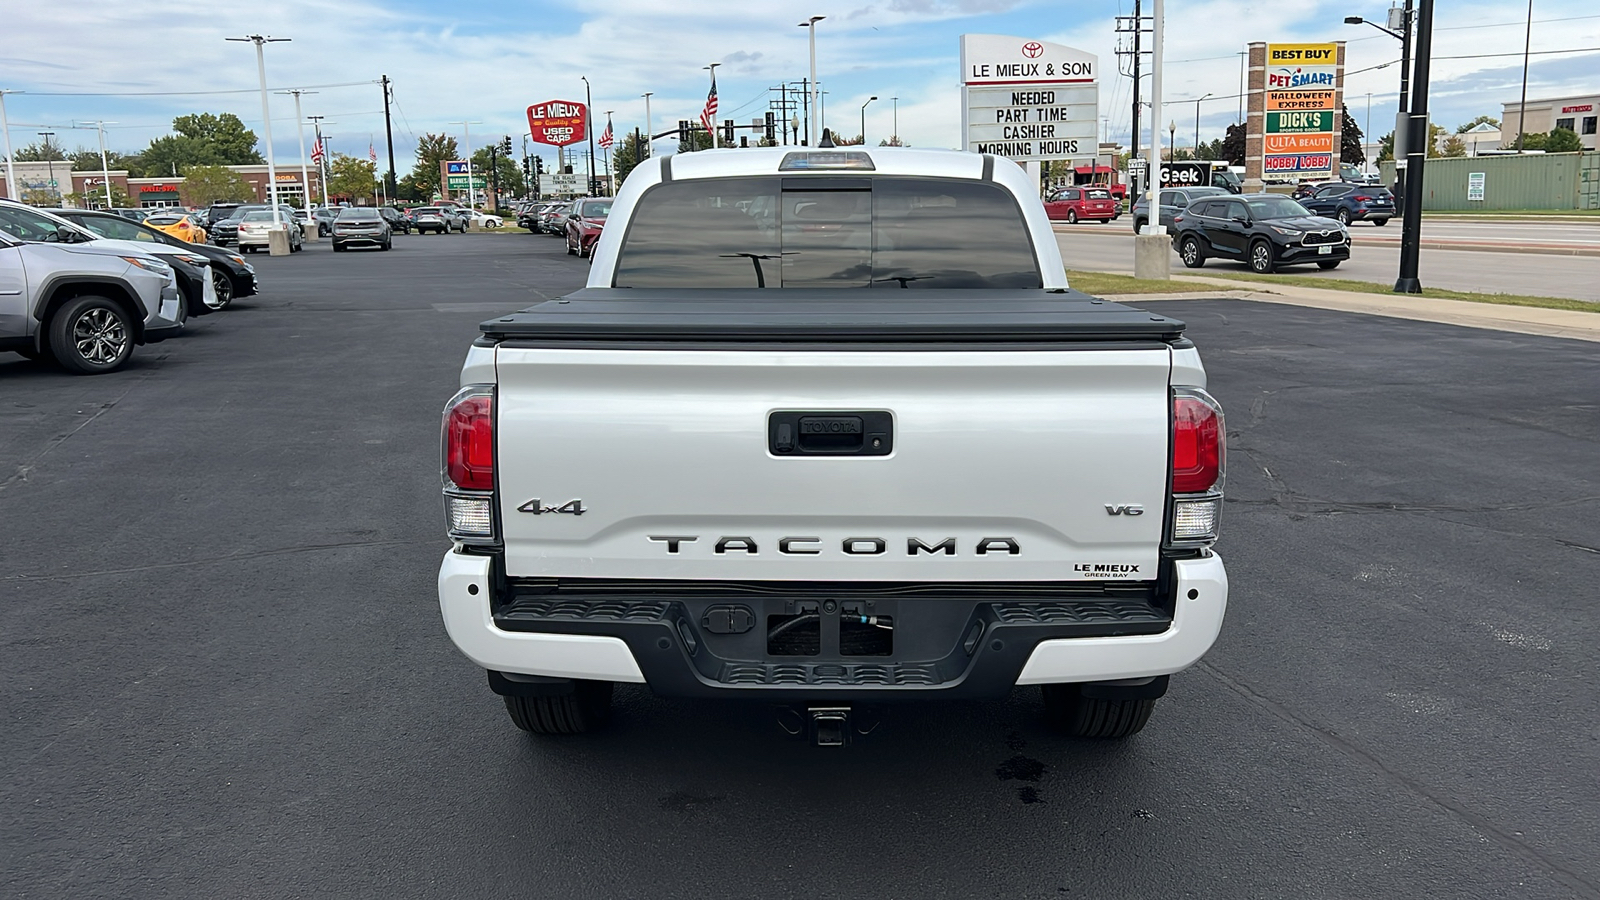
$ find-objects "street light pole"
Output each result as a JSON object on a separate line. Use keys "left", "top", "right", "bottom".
{"left": 227, "top": 35, "right": 290, "bottom": 232}
{"left": 449, "top": 120, "right": 482, "bottom": 205}
{"left": 641, "top": 92, "right": 653, "bottom": 157}
{"left": 1515, "top": 0, "right": 1534, "bottom": 151}
{"left": 0, "top": 89, "right": 17, "bottom": 202}
{"left": 278, "top": 89, "right": 317, "bottom": 217}
{"left": 860, "top": 95, "right": 876, "bottom": 144}
{"left": 581, "top": 76, "right": 596, "bottom": 196}
{"left": 890, "top": 96, "right": 898, "bottom": 144}
{"left": 1193, "top": 93, "right": 1211, "bottom": 156}
{"left": 1395, "top": 0, "right": 1435, "bottom": 293}
{"left": 92, "top": 120, "right": 116, "bottom": 209}
{"left": 800, "top": 16, "right": 825, "bottom": 147}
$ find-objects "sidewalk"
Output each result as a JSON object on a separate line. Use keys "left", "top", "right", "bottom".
{"left": 1093, "top": 274, "right": 1600, "bottom": 343}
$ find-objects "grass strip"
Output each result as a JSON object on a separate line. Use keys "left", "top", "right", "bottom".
{"left": 1066, "top": 269, "right": 1598, "bottom": 313}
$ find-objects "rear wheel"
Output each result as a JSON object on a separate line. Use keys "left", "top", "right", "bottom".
{"left": 1179, "top": 234, "right": 1206, "bottom": 268}
{"left": 503, "top": 681, "right": 613, "bottom": 734}
{"left": 1336, "top": 208, "right": 1352, "bottom": 225}
{"left": 1067, "top": 209, "right": 1078, "bottom": 224}
{"left": 1041, "top": 684, "right": 1156, "bottom": 739}
{"left": 1249, "top": 239, "right": 1276, "bottom": 274}
{"left": 49, "top": 295, "right": 134, "bottom": 375}
{"left": 1132, "top": 217, "right": 1147, "bottom": 234}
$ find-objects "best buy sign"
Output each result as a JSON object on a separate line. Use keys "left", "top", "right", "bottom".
{"left": 1267, "top": 110, "right": 1333, "bottom": 134}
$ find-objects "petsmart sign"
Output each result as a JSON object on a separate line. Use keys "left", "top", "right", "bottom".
{"left": 960, "top": 34, "right": 1099, "bottom": 162}
{"left": 1264, "top": 42, "right": 1340, "bottom": 179}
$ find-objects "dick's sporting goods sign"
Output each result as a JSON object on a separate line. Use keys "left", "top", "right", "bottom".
{"left": 960, "top": 34, "right": 1098, "bottom": 163}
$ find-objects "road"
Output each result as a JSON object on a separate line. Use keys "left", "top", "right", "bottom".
{"left": 1056, "top": 220, "right": 1600, "bottom": 301}
{"left": 4, "top": 232, "right": 1599, "bottom": 898}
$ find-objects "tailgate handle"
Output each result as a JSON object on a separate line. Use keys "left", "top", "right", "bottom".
{"left": 769, "top": 411, "right": 893, "bottom": 456}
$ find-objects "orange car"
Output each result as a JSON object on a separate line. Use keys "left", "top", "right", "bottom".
{"left": 144, "top": 210, "right": 208, "bottom": 243}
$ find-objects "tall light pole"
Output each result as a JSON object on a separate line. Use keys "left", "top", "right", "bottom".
{"left": 1395, "top": 0, "right": 1435, "bottom": 293}
{"left": 76, "top": 120, "right": 118, "bottom": 209}
{"left": 860, "top": 96, "right": 876, "bottom": 144}
{"left": 227, "top": 35, "right": 290, "bottom": 231}
{"left": 450, "top": 120, "right": 482, "bottom": 205}
{"left": 704, "top": 63, "right": 722, "bottom": 149}
{"left": 641, "top": 92, "right": 653, "bottom": 157}
{"left": 0, "top": 89, "right": 17, "bottom": 201}
{"left": 581, "top": 76, "right": 596, "bottom": 196}
{"left": 1145, "top": 0, "right": 1165, "bottom": 218}
{"left": 1345, "top": 4, "right": 1411, "bottom": 184}
{"left": 890, "top": 96, "right": 898, "bottom": 144}
{"left": 37, "top": 132, "right": 57, "bottom": 201}
{"left": 1237, "top": 51, "right": 1247, "bottom": 123}
{"left": 278, "top": 89, "right": 317, "bottom": 216}
{"left": 799, "top": 16, "right": 825, "bottom": 147}
{"left": 1193, "top": 93, "right": 1212, "bottom": 156}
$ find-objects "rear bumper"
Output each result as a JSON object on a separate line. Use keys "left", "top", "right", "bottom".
{"left": 437, "top": 550, "right": 1227, "bottom": 698}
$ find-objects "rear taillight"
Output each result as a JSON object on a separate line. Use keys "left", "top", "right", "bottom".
{"left": 442, "top": 384, "right": 496, "bottom": 543}
{"left": 1354, "top": 194, "right": 1372, "bottom": 201}
{"left": 1169, "top": 388, "right": 1225, "bottom": 546}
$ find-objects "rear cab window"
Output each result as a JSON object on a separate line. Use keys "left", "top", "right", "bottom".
{"left": 613, "top": 176, "right": 1041, "bottom": 289}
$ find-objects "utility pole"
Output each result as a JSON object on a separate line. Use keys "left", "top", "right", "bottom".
{"left": 1395, "top": 0, "right": 1434, "bottom": 293}
{"left": 1515, "top": 0, "right": 1534, "bottom": 151}
{"left": 278, "top": 89, "right": 317, "bottom": 217}
{"left": 800, "top": 16, "right": 824, "bottom": 147}
{"left": 891, "top": 96, "right": 898, "bottom": 144}
{"left": 0, "top": 89, "right": 17, "bottom": 202}
{"left": 37, "top": 131, "right": 56, "bottom": 201}
{"left": 1115, "top": 0, "right": 1145, "bottom": 194}
{"left": 381, "top": 75, "right": 397, "bottom": 200}
{"left": 308, "top": 115, "right": 330, "bottom": 208}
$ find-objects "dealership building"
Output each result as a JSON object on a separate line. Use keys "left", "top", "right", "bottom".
{"left": 1501, "top": 94, "right": 1600, "bottom": 150}
{"left": 0, "top": 162, "right": 324, "bottom": 208}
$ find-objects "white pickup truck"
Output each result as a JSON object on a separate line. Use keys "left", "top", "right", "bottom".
{"left": 437, "top": 147, "right": 1227, "bottom": 744}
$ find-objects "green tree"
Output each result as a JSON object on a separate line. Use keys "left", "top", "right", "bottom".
{"left": 407, "top": 133, "right": 459, "bottom": 200}
{"left": 1425, "top": 122, "right": 1448, "bottom": 158}
{"left": 878, "top": 136, "right": 905, "bottom": 147}
{"left": 1341, "top": 104, "right": 1365, "bottom": 166}
{"left": 1456, "top": 115, "right": 1500, "bottom": 133}
{"left": 1438, "top": 135, "right": 1466, "bottom": 157}
{"left": 172, "top": 113, "right": 263, "bottom": 164}
{"left": 136, "top": 134, "right": 220, "bottom": 176}
{"left": 1220, "top": 122, "right": 1246, "bottom": 165}
{"left": 610, "top": 131, "right": 650, "bottom": 186}
{"left": 65, "top": 184, "right": 132, "bottom": 209}
{"left": 1543, "top": 127, "right": 1583, "bottom": 152}
{"left": 1377, "top": 130, "right": 1394, "bottom": 162}
{"left": 326, "top": 154, "right": 378, "bottom": 200}
{"left": 179, "top": 164, "right": 255, "bottom": 206}
{"left": 15, "top": 140, "right": 66, "bottom": 162}
{"left": 470, "top": 146, "right": 526, "bottom": 202}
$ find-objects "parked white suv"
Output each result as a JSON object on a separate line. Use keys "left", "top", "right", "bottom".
{"left": 436, "top": 147, "right": 1228, "bottom": 743}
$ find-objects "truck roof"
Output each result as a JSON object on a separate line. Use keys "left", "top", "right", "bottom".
{"left": 657, "top": 146, "right": 988, "bottom": 182}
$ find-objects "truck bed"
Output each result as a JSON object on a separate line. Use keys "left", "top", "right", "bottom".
{"left": 478, "top": 289, "right": 1187, "bottom": 344}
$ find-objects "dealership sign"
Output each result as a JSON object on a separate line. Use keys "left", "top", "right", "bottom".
{"left": 527, "top": 100, "right": 588, "bottom": 147}
{"left": 1262, "top": 42, "right": 1339, "bottom": 180}
{"left": 960, "top": 34, "right": 1098, "bottom": 163}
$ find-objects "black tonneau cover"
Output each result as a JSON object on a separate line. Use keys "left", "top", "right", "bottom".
{"left": 479, "top": 289, "right": 1186, "bottom": 343}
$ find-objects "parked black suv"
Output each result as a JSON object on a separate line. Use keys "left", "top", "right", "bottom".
{"left": 1170, "top": 193, "right": 1350, "bottom": 273}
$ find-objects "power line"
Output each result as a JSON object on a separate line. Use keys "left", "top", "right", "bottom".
{"left": 15, "top": 79, "right": 380, "bottom": 98}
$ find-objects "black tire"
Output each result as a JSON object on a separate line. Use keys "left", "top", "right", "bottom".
{"left": 210, "top": 269, "right": 234, "bottom": 310}
{"left": 333, "top": 244, "right": 346, "bottom": 252}
{"left": 1132, "top": 217, "right": 1147, "bottom": 234}
{"left": 181, "top": 281, "right": 208, "bottom": 318}
{"left": 503, "top": 681, "right": 613, "bottom": 734}
{"left": 1067, "top": 209, "right": 1078, "bottom": 224}
{"left": 566, "top": 240, "right": 578, "bottom": 256}
{"left": 1336, "top": 208, "right": 1351, "bottom": 225}
{"left": 1249, "top": 239, "right": 1276, "bottom": 274}
{"left": 48, "top": 295, "right": 135, "bottom": 375}
{"left": 1041, "top": 684, "right": 1155, "bottom": 739}
{"left": 382, "top": 240, "right": 392, "bottom": 251}
{"left": 1372, "top": 218, "right": 1389, "bottom": 227}
{"left": 1317, "top": 259, "right": 1341, "bottom": 269}
{"left": 1179, "top": 234, "right": 1206, "bottom": 268}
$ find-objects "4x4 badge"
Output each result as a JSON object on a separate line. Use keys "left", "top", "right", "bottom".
{"left": 518, "top": 498, "right": 587, "bottom": 515}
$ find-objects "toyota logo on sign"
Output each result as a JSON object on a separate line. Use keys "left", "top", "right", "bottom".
{"left": 1021, "top": 41, "right": 1044, "bottom": 58}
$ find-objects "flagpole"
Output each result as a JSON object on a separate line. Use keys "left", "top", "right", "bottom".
{"left": 704, "top": 63, "right": 721, "bottom": 149}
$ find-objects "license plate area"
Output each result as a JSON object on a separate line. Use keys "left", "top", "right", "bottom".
{"left": 1319, "top": 245, "right": 1332, "bottom": 254}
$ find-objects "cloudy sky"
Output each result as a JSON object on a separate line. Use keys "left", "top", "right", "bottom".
{"left": 3, "top": 0, "right": 1597, "bottom": 174}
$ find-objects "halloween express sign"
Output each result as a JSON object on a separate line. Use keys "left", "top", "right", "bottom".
{"left": 1264, "top": 43, "right": 1339, "bottom": 177}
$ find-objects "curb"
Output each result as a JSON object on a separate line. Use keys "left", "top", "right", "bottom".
{"left": 1352, "top": 237, "right": 1600, "bottom": 258}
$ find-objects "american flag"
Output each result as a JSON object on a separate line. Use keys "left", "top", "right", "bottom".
{"left": 369, "top": 142, "right": 377, "bottom": 164}
{"left": 310, "top": 138, "right": 324, "bottom": 165}
{"left": 699, "top": 72, "right": 718, "bottom": 132}
{"left": 598, "top": 116, "right": 613, "bottom": 150}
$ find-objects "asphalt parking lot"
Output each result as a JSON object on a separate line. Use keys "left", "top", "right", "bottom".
{"left": 3, "top": 231, "right": 1598, "bottom": 899}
